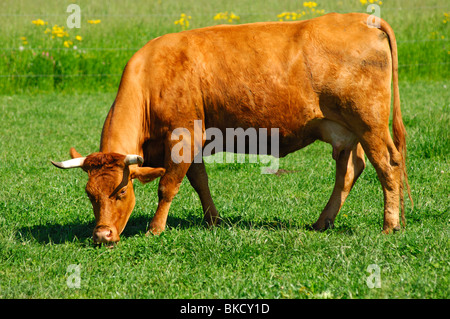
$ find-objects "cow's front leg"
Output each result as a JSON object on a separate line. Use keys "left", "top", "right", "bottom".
{"left": 147, "top": 132, "right": 194, "bottom": 235}
{"left": 313, "top": 143, "right": 365, "bottom": 230}
{"left": 186, "top": 162, "right": 220, "bottom": 227}
{"left": 147, "top": 161, "right": 190, "bottom": 235}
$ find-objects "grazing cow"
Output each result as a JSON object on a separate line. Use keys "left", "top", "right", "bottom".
{"left": 52, "top": 13, "right": 412, "bottom": 244}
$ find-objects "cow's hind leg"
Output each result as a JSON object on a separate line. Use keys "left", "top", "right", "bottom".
{"left": 313, "top": 142, "right": 365, "bottom": 230}
{"left": 345, "top": 94, "right": 404, "bottom": 233}
{"left": 358, "top": 130, "right": 403, "bottom": 233}
{"left": 186, "top": 162, "right": 220, "bottom": 227}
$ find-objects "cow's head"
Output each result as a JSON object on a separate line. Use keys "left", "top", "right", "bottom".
{"left": 52, "top": 148, "right": 165, "bottom": 244}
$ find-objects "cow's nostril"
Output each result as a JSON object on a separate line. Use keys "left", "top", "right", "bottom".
{"left": 93, "top": 227, "right": 115, "bottom": 244}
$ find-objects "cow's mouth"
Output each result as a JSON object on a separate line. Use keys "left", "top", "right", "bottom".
{"left": 93, "top": 225, "right": 119, "bottom": 245}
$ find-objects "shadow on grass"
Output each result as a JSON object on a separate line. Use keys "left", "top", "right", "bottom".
{"left": 16, "top": 215, "right": 199, "bottom": 245}
{"left": 17, "top": 211, "right": 353, "bottom": 244}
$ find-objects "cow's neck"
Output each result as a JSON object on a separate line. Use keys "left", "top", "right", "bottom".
{"left": 99, "top": 93, "right": 146, "bottom": 156}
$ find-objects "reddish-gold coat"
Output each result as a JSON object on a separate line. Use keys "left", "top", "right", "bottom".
{"left": 54, "top": 13, "right": 412, "bottom": 244}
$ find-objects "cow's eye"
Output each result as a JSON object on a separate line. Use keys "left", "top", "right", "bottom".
{"left": 117, "top": 187, "right": 127, "bottom": 199}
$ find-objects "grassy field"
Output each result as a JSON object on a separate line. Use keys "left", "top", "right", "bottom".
{"left": 0, "top": 0, "right": 449, "bottom": 299}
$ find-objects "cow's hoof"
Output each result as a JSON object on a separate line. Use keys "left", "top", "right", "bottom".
{"left": 382, "top": 225, "right": 401, "bottom": 234}
{"left": 146, "top": 224, "right": 165, "bottom": 236}
{"left": 146, "top": 229, "right": 163, "bottom": 236}
{"left": 205, "top": 215, "right": 222, "bottom": 228}
{"left": 312, "top": 219, "right": 334, "bottom": 231}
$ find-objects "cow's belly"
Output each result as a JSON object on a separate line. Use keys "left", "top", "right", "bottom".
{"left": 202, "top": 117, "right": 320, "bottom": 158}
{"left": 201, "top": 88, "right": 323, "bottom": 157}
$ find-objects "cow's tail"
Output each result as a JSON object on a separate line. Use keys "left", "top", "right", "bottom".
{"left": 379, "top": 18, "right": 413, "bottom": 226}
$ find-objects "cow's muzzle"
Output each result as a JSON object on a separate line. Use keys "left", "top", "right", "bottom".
{"left": 93, "top": 226, "right": 119, "bottom": 244}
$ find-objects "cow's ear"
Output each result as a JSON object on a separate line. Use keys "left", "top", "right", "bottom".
{"left": 70, "top": 147, "right": 83, "bottom": 159}
{"left": 130, "top": 167, "right": 165, "bottom": 184}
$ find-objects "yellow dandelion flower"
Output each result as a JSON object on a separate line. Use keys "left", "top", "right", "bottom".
{"left": 303, "top": 2, "right": 317, "bottom": 8}
{"left": 87, "top": 19, "right": 101, "bottom": 24}
{"left": 443, "top": 12, "right": 450, "bottom": 24}
{"left": 214, "top": 11, "right": 239, "bottom": 23}
{"left": 75, "top": 35, "right": 82, "bottom": 41}
{"left": 230, "top": 13, "right": 239, "bottom": 21}
{"left": 32, "top": 19, "right": 47, "bottom": 26}
{"left": 20, "top": 36, "right": 27, "bottom": 41}
{"left": 174, "top": 13, "right": 191, "bottom": 30}
{"left": 63, "top": 40, "right": 73, "bottom": 48}
{"left": 50, "top": 25, "right": 69, "bottom": 38}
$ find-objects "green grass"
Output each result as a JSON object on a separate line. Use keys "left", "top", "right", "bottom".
{"left": 0, "top": 80, "right": 448, "bottom": 298}
{"left": 0, "top": 0, "right": 449, "bottom": 299}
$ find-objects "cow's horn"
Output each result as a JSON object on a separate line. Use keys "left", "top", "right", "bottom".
{"left": 51, "top": 157, "right": 86, "bottom": 169}
{"left": 124, "top": 155, "right": 144, "bottom": 166}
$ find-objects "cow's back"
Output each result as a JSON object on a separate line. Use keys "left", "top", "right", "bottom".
{"left": 130, "top": 13, "right": 391, "bottom": 146}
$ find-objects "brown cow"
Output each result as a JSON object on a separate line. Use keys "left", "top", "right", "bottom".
{"left": 52, "top": 13, "right": 412, "bottom": 244}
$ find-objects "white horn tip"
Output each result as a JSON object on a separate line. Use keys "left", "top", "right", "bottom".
{"left": 51, "top": 161, "right": 65, "bottom": 169}
{"left": 51, "top": 157, "right": 85, "bottom": 169}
